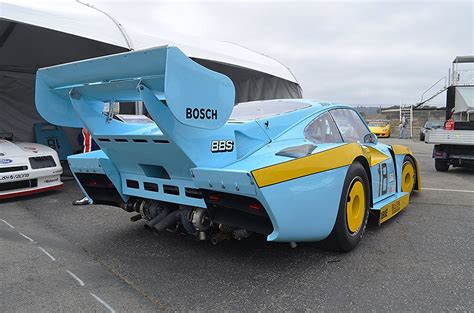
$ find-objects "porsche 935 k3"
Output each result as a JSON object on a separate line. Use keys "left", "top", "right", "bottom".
{"left": 35, "top": 46, "right": 420, "bottom": 251}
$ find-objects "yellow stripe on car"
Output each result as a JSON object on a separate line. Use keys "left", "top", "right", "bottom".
{"left": 379, "top": 193, "right": 410, "bottom": 224}
{"left": 365, "top": 146, "right": 390, "bottom": 166}
{"left": 252, "top": 143, "right": 366, "bottom": 188}
{"left": 391, "top": 145, "right": 412, "bottom": 155}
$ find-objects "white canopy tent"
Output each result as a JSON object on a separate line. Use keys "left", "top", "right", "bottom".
{"left": 0, "top": 0, "right": 301, "bottom": 143}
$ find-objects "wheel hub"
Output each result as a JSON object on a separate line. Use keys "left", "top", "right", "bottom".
{"left": 346, "top": 180, "right": 365, "bottom": 233}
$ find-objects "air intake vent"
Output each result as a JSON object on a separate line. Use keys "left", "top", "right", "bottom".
{"left": 0, "top": 179, "right": 37, "bottom": 191}
{"left": 29, "top": 156, "right": 56, "bottom": 169}
{"left": 185, "top": 188, "right": 202, "bottom": 199}
{"left": 144, "top": 182, "right": 159, "bottom": 192}
{"left": 126, "top": 180, "right": 139, "bottom": 189}
{"left": 0, "top": 166, "right": 28, "bottom": 173}
{"left": 163, "top": 185, "right": 179, "bottom": 195}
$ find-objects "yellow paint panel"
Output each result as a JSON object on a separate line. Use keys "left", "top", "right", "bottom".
{"left": 252, "top": 143, "right": 364, "bottom": 188}
{"left": 365, "top": 146, "right": 390, "bottom": 167}
{"left": 391, "top": 145, "right": 412, "bottom": 155}
{"left": 369, "top": 126, "right": 391, "bottom": 137}
{"left": 379, "top": 193, "right": 410, "bottom": 224}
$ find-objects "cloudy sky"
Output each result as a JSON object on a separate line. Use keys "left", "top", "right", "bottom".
{"left": 93, "top": 0, "right": 473, "bottom": 106}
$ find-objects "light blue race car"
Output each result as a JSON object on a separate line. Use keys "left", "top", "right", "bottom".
{"left": 35, "top": 46, "right": 421, "bottom": 251}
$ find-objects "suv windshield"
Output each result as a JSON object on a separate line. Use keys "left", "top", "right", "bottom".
{"left": 229, "top": 100, "right": 310, "bottom": 121}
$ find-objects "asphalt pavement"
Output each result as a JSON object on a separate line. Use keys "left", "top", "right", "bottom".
{"left": 1, "top": 138, "right": 473, "bottom": 312}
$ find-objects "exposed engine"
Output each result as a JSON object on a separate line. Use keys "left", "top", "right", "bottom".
{"left": 125, "top": 198, "right": 253, "bottom": 244}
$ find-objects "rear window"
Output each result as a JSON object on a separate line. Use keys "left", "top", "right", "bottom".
{"left": 229, "top": 100, "right": 310, "bottom": 121}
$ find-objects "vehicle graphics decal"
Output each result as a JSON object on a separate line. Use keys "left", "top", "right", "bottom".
{"left": 0, "top": 173, "right": 30, "bottom": 181}
{"left": 211, "top": 140, "right": 234, "bottom": 153}
{"left": 42, "top": 177, "right": 60, "bottom": 184}
{"left": 186, "top": 108, "right": 218, "bottom": 120}
{"left": 379, "top": 193, "right": 410, "bottom": 224}
{"left": 252, "top": 143, "right": 366, "bottom": 188}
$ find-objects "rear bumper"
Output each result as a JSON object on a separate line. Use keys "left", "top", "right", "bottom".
{"left": 69, "top": 153, "right": 347, "bottom": 242}
{"left": 198, "top": 165, "right": 346, "bottom": 242}
{"left": 433, "top": 144, "right": 474, "bottom": 167}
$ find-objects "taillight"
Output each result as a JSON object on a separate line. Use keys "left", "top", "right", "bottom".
{"left": 202, "top": 190, "right": 268, "bottom": 217}
{"left": 445, "top": 118, "right": 454, "bottom": 130}
{"left": 248, "top": 203, "right": 262, "bottom": 212}
{"left": 209, "top": 195, "right": 220, "bottom": 203}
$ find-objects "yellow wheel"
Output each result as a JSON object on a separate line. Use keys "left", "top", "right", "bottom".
{"left": 401, "top": 158, "right": 415, "bottom": 193}
{"left": 346, "top": 179, "right": 366, "bottom": 234}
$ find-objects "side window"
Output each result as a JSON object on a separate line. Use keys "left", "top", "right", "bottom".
{"left": 330, "top": 109, "right": 369, "bottom": 143}
{"left": 304, "top": 112, "right": 343, "bottom": 143}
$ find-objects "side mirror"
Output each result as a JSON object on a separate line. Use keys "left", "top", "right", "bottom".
{"left": 364, "top": 133, "right": 378, "bottom": 144}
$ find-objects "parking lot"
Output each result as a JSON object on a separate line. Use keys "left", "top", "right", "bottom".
{"left": 1, "top": 138, "right": 473, "bottom": 312}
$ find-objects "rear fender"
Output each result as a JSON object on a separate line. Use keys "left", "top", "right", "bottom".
{"left": 391, "top": 145, "right": 421, "bottom": 192}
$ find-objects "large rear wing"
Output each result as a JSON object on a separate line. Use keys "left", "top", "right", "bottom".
{"left": 35, "top": 46, "right": 235, "bottom": 130}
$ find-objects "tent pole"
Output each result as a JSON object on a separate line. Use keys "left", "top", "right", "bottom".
{"left": 75, "top": 0, "right": 134, "bottom": 50}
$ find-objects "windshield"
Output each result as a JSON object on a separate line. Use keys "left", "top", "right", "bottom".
{"left": 425, "top": 120, "right": 445, "bottom": 128}
{"left": 229, "top": 100, "right": 310, "bottom": 121}
{"left": 368, "top": 122, "right": 387, "bottom": 127}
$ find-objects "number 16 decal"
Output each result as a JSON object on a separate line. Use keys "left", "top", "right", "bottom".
{"left": 378, "top": 163, "right": 388, "bottom": 197}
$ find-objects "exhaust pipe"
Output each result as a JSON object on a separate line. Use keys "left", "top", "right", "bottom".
{"left": 147, "top": 207, "right": 170, "bottom": 227}
{"left": 154, "top": 210, "right": 181, "bottom": 232}
{"left": 210, "top": 231, "right": 231, "bottom": 245}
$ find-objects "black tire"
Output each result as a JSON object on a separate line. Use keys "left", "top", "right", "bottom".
{"left": 402, "top": 156, "right": 417, "bottom": 195}
{"left": 435, "top": 159, "right": 449, "bottom": 172}
{"left": 420, "top": 134, "right": 424, "bottom": 141}
{"left": 328, "top": 162, "right": 370, "bottom": 252}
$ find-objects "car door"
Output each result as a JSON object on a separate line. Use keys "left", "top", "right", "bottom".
{"left": 329, "top": 108, "right": 396, "bottom": 204}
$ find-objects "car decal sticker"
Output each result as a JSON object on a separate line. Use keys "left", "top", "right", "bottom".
{"left": 379, "top": 193, "right": 410, "bottom": 224}
{"left": 252, "top": 143, "right": 366, "bottom": 188}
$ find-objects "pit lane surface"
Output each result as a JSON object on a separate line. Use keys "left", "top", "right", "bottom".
{"left": 1, "top": 139, "right": 473, "bottom": 311}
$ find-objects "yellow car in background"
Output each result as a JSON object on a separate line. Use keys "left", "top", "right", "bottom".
{"left": 368, "top": 120, "right": 391, "bottom": 138}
